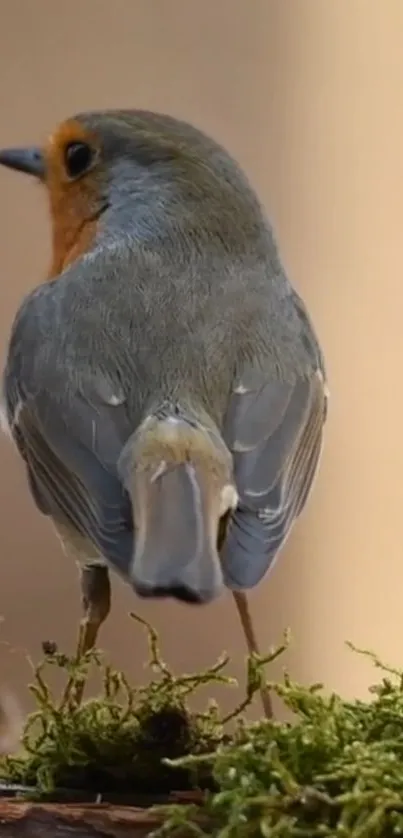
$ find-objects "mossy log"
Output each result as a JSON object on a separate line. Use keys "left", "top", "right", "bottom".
{"left": 0, "top": 798, "right": 201, "bottom": 837}
{"left": 5, "top": 622, "right": 403, "bottom": 834}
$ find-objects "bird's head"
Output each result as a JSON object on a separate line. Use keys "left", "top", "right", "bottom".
{"left": 0, "top": 110, "right": 266, "bottom": 276}
{"left": 0, "top": 109, "right": 266, "bottom": 277}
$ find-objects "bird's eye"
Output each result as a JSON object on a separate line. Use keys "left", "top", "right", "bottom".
{"left": 64, "top": 141, "right": 94, "bottom": 179}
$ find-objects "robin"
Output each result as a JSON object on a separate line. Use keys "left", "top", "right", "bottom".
{"left": 0, "top": 110, "right": 328, "bottom": 717}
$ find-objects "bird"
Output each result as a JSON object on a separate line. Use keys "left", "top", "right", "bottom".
{"left": 0, "top": 110, "right": 328, "bottom": 716}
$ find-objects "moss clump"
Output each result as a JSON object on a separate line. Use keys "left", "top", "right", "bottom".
{"left": 0, "top": 613, "right": 252, "bottom": 798}
{"left": 4, "top": 618, "right": 403, "bottom": 836}
{"left": 156, "top": 642, "right": 403, "bottom": 837}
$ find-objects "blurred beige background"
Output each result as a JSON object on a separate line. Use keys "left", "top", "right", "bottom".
{"left": 0, "top": 0, "right": 402, "bottom": 718}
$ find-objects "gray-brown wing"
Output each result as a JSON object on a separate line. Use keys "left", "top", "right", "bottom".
{"left": 3, "top": 350, "right": 134, "bottom": 576}
{"left": 220, "top": 365, "right": 327, "bottom": 589}
{"left": 7, "top": 391, "right": 134, "bottom": 572}
{"left": 2, "top": 274, "right": 135, "bottom": 577}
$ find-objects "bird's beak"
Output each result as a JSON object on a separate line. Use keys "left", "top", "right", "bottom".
{"left": 0, "top": 146, "right": 45, "bottom": 179}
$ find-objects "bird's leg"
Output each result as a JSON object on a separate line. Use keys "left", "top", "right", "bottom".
{"left": 77, "top": 562, "right": 111, "bottom": 657}
{"left": 63, "top": 562, "right": 111, "bottom": 707}
{"left": 217, "top": 515, "right": 273, "bottom": 720}
{"left": 232, "top": 590, "right": 274, "bottom": 720}
{"left": 53, "top": 521, "right": 112, "bottom": 706}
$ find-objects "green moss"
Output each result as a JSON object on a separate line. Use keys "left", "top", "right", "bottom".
{"left": 3, "top": 617, "right": 403, "bottom": 836}
{"left": 0, "top": 613, "right": 250, "bottom": 798}
{"left": 155, "top": 642, "right": 403, "bottom": 837}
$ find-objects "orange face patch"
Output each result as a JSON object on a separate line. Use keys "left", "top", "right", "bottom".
{"left": 43, "top": 120, "right": 103, "bottom": 277}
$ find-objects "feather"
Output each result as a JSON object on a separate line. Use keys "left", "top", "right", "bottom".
{"left": 221, "top": 367, "right": 327, "bottom": 589}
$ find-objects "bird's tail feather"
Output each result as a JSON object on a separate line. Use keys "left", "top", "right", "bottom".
{"left": 118, "top": 407, "right": 238, "bottom": 602}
